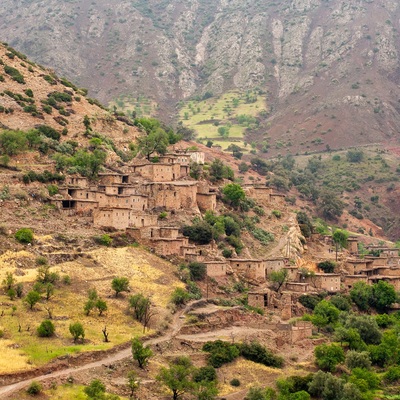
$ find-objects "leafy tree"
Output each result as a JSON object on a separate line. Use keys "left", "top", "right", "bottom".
{"left": 156, "top": 356, "right": 194, "bottom": 400}
{"left": 312, "top": 300, "right": 340, "bottom": 327}
{"left": 296, "top": 212, "right": 313, "bottom": 238}
{"left": 188, "top": 262, "right": 207, "bottom": 281}
{"left": 182, "top": 222, "right": 212, "bottom": 245}
{"left": 238, "top": 162, "right": 249, "bottom": 173}
{"left": 370, "top": 280, "right": 396, "bottom": 312}
{"left": 190, "top": 162, "right": 202, "bottom": 179}
{"left": 350, "top": 282, "right": 373, "bottom": 311}
{"left": 111, "top": 276, "right": 130, "bottom": 297}
{"left": 137, "top": 129, "right": 169, "bottom": 160}
{"left": 24, "top": 290, "right": 41, "bottom": 310}
{"left": 334, "top": 327, "right": 365, "bottom": 350}
{"left": 318, "top": 191, "right": 344, "bottom": 220}
{"left": 192, "top": 380, "right": 218, "bottom": 400}
{"left": 314, "top": 343, "right": 345, "bottom": 371}
{"left": 0, "top": 130, "right": 28, "bottom": 156}
{"left": 127, "top": 371, "right": 140, "bottom": 398}
{"left": 329, "top": 294, "right": 351, "bottom": 311}
{"left": 2, "top": 271, "right": 16, "bottom": 291}
{"left": 96, "top": 298, "right": 108, "bottom": 316}
{"left": 222, "top": 183, "right": 246, "bottom": 208}
{"left": 344, "top": 314, "right": 381, "bottom": 344}
{"left": 341, "top": 383, "right": 363, "bottom": 400}
{"left": 37, "top": 319, "right": 55, "bottom": 337}
{"left": 69, "top": 322, "right": 85, "bottom": 343}
{"left": 131, "top": 337, "right": 153, "bottom": 369}
{"left": 269, "top": 269, "right": 288, "bottom": 292}
{"left": 345, "top": 351, "right": 371, "bottom": 370}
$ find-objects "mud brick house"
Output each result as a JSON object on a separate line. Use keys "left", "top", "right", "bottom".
{"left": 143, "top": 181, "right": 198, "bottom": 210}
{"left": 367, "top": 246, "right": 399, "bottom": 258}
{"left": 347, "top": 236, "right": 359, "bottom": 255}
{"left": 204, "top": 261, "right": 230, "bottom": 277}
{"left": 93, "top": 209, "right": 158, "bottom": 230}
{"left": 345, "top": 258, "right": 373, "bottom": 275}
{"left": 229, "top": 259, "right": 267, "bottom": 281}
{"left": 276, "top": 321, "right": 313, "bottom": 344}
{"left": 248, "top": 288, "right": 295, "bottom": 320}
{"left": 64, "top": 176, "right": 89, "bottom": 187}
{"left": 302, "top": 273, "right": 341, "bottom": 292}
{"left": 343, "top": 275, "right": 368, "bottom": 290}
{"left": 130, "top": 162, "right": 187, "bottom": 182}
{"left": 244, "top": 185, "right": 273, "bottom": 203}
{"left": 265, "top": 257, "right": 288, "bottom": 276}
{"left": 286, "top": 282, "right": 310, "bottom": 293}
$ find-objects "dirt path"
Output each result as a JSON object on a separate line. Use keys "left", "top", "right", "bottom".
{"left": 0, "top": 301, "right": 196, "bottom": 397}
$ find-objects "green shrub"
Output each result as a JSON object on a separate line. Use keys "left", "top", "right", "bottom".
{"left": 188, "top": 262, "right": 206, "bottom": 281}
{"left": 272, "top": 210, "right": 282, "bottom": 218}
{"left": 226, "top": 235, "right": 243, "bottom": 254}
{"left": 94, "top": 234, "right": 112, "bottom": 246}
{"left": 222, "top": 248, "right": 233, "bottom": 258}
{"left": 182, "top": 222, "right": 212, "bottom": 245}
{"left": 4, "top": 65, "right": 25, "bottom": 84}
{"left": 158, "top": 211, "right": 168, "bottom": 219}
{"left": 318, "top": 261, "right": 336, "bottom": 273}
{"left": 384, "top": 366, "right": 400, "bottom": 383}
{"left": 193, "top": 366, "right": 217, "bottom": 382}
{"left": 202, "top": 340, "right": 240, "bottom": 368}
{"left": 26, "top": 381, "right": 42, "bottom": 395}
{"left": 170, "top": 287, "right": 190, "bottom": 306}
{"left": 15, "top": 228, "right": 33, "bottom": 244}
{"left": 230, "top": 378, "right": 241, "bottom": 387}
{"left": 47, "top": 184, "right": 59, "bottom": 196}
{"left": 37, "top": 319, "right": 55, "bottom": 337}
{"left": 240, "top": 341, "right": 284, "bottom": 368}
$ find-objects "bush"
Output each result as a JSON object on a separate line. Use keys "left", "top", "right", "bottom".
{"left": 69, "top": 322, "right": 85, "bottom": 342}
{"left": 345, "top": 351, "right": 371, "bottom": 370}
{"left": 240, "top": 341, "right": 284, "bottom": 368}
{"left": 26, "top": 381, "right": 42, "bottom": 395}
{"left": 37, "top": 320, "right": 55, "bottom": 337}
{"left": 230, "top": 378, "right": 241, "bottom": 387}
{"left": 170, "top": 287, "right": 190, "bottom": 306}
{"left": 188, "top": 262, "right": 206, "bottom": 281}
{"left": 330, "top": 294, "right": 351, "bottom": 311}
{"left": 299, "top": 294, "right": 320, "bottom": 310}
{"left": 193, "top": 366, "right": 217, "bottom": 382}
{"left": 15, "top": 228, "right": 34, "bottom": 244}
{"left": 314, "top": 343, "right": 345, "bottom": 371}
{"left": 384, "top": 366, "right": 400, "bottom": 383}
{"left": 182, "top": 222, "right": 212, "bottom": 245}
{"left": 318, "top": 261, "right": 336, "bottom": 273}
{"left": 4, "top": 65, "right": 25, "bottom": 84}
{"left": 202, "top": 340, "right": 240, "bottom": 368}
{"left": 222, "top": 248, "right": 233, "bottom": 258}
{"left": 94, "top": 234, "right": 112, "bottom": 246}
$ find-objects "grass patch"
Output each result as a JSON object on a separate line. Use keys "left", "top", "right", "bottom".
{"left": 179, "top": 90, "right": 267, "bottom": 150}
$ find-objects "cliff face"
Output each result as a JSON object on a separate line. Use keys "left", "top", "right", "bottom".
{"left": 1, "top": 0, "right": 400, "bottom": 148}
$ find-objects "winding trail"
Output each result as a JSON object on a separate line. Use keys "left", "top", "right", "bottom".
{"left": 0, "top": 301, "right": 195, "bottom": 397}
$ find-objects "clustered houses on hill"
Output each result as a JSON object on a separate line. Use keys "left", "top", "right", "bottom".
{"left": 53, "top": 150, "right": 214, "bottom": 258}
{"left": 343, "top": 240, "right": 400, "bottom": 291}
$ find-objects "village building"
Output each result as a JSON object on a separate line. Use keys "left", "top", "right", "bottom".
{"left": 265, "top": 257, "right": 288, "bottom": 276}
{"left": 302, "top": 273, "right": 341, "bottom": 293}
{"left": 204, "top": 261, "right": 230, "bottom": 278}
{"left": 342, "top": 275, "right": 368, "bottom": 290}
{"left": 229, "top": 259, "right": 267, "bottom": 281}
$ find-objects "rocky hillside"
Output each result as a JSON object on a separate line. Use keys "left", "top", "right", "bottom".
{"left": 1, "top": 0, "right": 400, "bottom": 153}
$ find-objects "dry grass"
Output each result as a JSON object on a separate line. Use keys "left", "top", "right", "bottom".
{"left": 0, "top": 245, "right": 183, "bottom": 373}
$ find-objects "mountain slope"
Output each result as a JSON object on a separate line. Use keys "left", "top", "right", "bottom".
{"left": 1, "top": 0, "right": 399, "bottom": 153}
